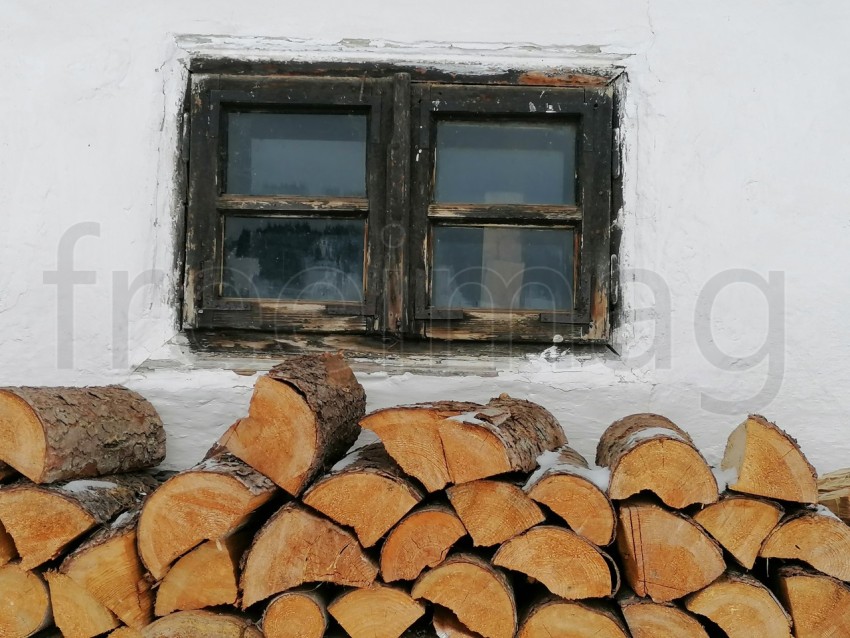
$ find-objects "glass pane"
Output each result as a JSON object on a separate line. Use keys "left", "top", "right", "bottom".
{"left": 226, "top": 113, "right": 367, "bottom": 197}
{"left": 435, "top": 121, "right": 577, "bottom": 205}
{"left": 223, "top": 217, "right": 365, "bottom": 302}
{"left": 431, "top": 226, "right": 574, "bottom": 311}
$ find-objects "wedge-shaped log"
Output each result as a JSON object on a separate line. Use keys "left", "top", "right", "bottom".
{"left": 412, "top": 554, "right": 516, "bottom": 638}
{"left": 0, "top": 564, "right": 52, "bottom": 637}
{"left": 693, "top": 494, "right": 782, "bottom": 569}
{"left": 524, "top": 446, "right": 615, "bottom": 546}
{"left": 0, "top": 386, "right": 165, "bottom": 484}
{"left": 137, "top": 453, "right": 277, "bottom": 580}
{"left": 45, "top": 571, "right": 119, "bottom": 638}
{"left": 218, "top": 353, "right": 365, "bottom": 496}
{"left": 381, "top": 503, "right": 466, "bottom": 582}
{"left": 329, "top": 584, "right": 426, "bottom": 638}
{"left": 493, "top": 525, "right": 616, "bottom": 600}
{"left": 447, "top": 479, "right": 543, "bottom": 547}
{"left": 432, "top": 607, "right": 482, "bottom": 638}
{"left": 617, "top": 499, "right": 725, "bottom": 603}
{"left": 775, "top": 565, "right": 850, "bottom": 638}
{"left": 518, "top": 597, "right": 629, "bottom": 638}
{"left": 241, "top": 502, "right": 378, "bottom": 608}
{"left": 303, "top": 443, "right": 423, "bottom": 547}
{"left": 0, "top": 520, "right": 15, "bottom": 566}
{"left": 143, "top": 610, "right": 263, "bottom": 638}
{"left": 596, "top": 414, "right": 717, "bottom": 508}
{"left": 684, "top": 570, "right": 792, "bottom": 638}
{"left": 760, "top": 507, "right": 850, "bottom": 581}
{"left": 617, "top": 589, "right": 709, "bottom": 638}
{"left": 721, "top": 414, "right": 817, "bottom": 503}
{"left": 262, "top": 589, "right": 328, "bottom": 638}
{"left": 0, "top": 473, "right": 160, "bottom": 570}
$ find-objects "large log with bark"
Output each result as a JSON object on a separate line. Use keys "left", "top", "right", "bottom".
{"left": 45, "top": 571, "right": 119, "bottom": 638}
{"left": 617, "top": 589, "right": 709, "bottom": 638}
{"left": 262, "top": 589, "right": 328, "bottom": 638}
{"left": 518, "top": 597, "right": 629, "bottom": 638}
{"left": 0, "top": 386, "right": 165, "bottom": 484}
{"left": 0, "top": 564, "right": 52, "bottom": 638}
{"left": 328, "top": 584, "right": 426, "bottom": 638}
{"left": 143, "top": 610, "right": 263, "bottom": 638}
{"left": 218, "top": 353, "right": 365, "bottom": 496}
{"left": 775, "top": 565, "right": 850, "bottom": 638}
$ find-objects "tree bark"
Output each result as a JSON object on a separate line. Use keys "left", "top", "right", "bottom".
{"left": 262, "top": 589, "right": 328, "bottom": 638}
{"left": 142, "top": 610, "right": 263, "bottom": 638}
{"left": 0, "top": 564, "right": 52, "bottom": 638}
{"left": 447, "top": 479, "right": 543, "bottom": 547}
{"left": 518, "top": 596, "right": 629, "bottom": 638}
{"left": 617, "top": 588, "right": 709, "bottom": 638}
{"left": 775, "top": 564, "right": 850, "bottom": 638}
{"left": 329, "top": 584, "right": 426, "bottom": 638}
{"left": 45, "top": 570, "right": 119, "bottom": 638}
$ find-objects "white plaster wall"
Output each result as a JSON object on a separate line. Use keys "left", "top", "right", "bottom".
{"left": 1, "top": 1, "right": 849, "bottom": 471}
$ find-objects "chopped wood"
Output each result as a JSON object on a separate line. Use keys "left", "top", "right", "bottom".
{"left": 142, "top": 610, "right": 263, "bottom": 637}
{"left": 240, "top": 502, "right": 378, "bottom": 608}
{"left": 518, "top": 596, "right": 629, "bottom": 638}
{"left": 0, "top": 386, "right": 165, "bottom": 484}
{"left": 108, "top": 629, "right": 142, "bottom": 638}
{"left": 329, "top": 584, "right": 426, "bottom": 638}
{"left": 819, "top": 467, "right": 850, "bottom": 524}
{"left": 617, "top": 589, "right": 709, "bottom": 638}
{"left": 412, "top": 554, "right": 516, "bottom": 638}
{"left": 775, "top": 564, "right": 850, "bottom": 638}
{"left": 262, "top": 589, "right": 328, "bottom": 638}
{"left": 137, "top": 453, "right": 277, "bottom": 580}
{"left": 0, "top": 564, "right": 52, "bottom": 638}
{"left": 721, "top": 414, "right": 817, "bottom": 503}
{"left": 684, "top": 570, "right": 792, "bottom": 638}
{"left": 616, "top": 499, "right": 725, "bottom": 603}
{"left": 218, "top": 353, "right": 365, "bottom": 496}
{"left": 45, "top": 571, "right": 119, "bottom": 638}
{"left": 381, "top": 503, "right": 466, "bottom": 582}
{"left": 524, "top": 445, "right": 615, "bottom": 546}
{"left": 432, "top": 607, "right": 482, "bottom": 638}
{"left": 0, "top": 519, "right": 15, "bottom": 566}
{"left": 492, "top": 525, "right": 616, "bottom": 600}
{"left": 692, "top": 494, "right": 783, "bottom": 569}
{"left": 447, "top": 479, "right": 543, "bottom": 547}
{"left": 302, "top": 442, "right": 424, "bottom": 547}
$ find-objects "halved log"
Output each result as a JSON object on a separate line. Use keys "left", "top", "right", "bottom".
{"left": 760, "top": 507, "right": 850, "bottom": 581}
{"left": 302, "top": 443, "right": 423, "bottom": 547}
{"left": 0, "top": 473, "right": 160, "bottom": 570}
{"left": 596, "top": 414, "right": 718, "bottom": 508}
{"left": 0, "top": 386, "right": 165, "bottom": 484}
{"left": 262, "top": 589, "right": 328, "bottom": 638}
{"left": 492, "top": 525, "right": 616, "bottom": 600}
{"left": 432, "top": 607, "right": 482, "bottom": 638}
{"left": 137, "top": 453, "right": 277, "bottom": 580}
{"left": 143, "top": 610, "right": 263, "bottom": 638}
{"left": 240, "top": 502, "right": 378, "bottom": 608}
{"left": 0, "top": 519, "right": 15, "bottom": 566}
{"left": 692, "top": 494, "right": 783, "bottom": 569}
{"left": 381, "top": 503, "right": 467, "bottom": 582}
{"left": 617, "top": 589, "right": 709, "bottom": 638}
{"left": 329, "top": 584, "right": 426, "bottom": 638}
{"left": 0, "top": 564, "right": 52, "bottom": 637}
{"left": 684, "top": 570, "right": 792, "bottom": 638}
{"left": 45, "top": 571, "right": 119, "bottom": 638}
{"left": 524, "top": 445, "right": 615, "bottom": 546}
{"left": 616, "top": 499, "right": 725, "bottom": 603}
{"left": 218, "top": 353, "right": 365, "bottom": 496}
{"left": 447, "top": 479, "right": 543, "bottom": 547}
{"left": 721, "top": 414, "right": 817, "bottom": 503}
{"left": 518, "top": 596, "right": 629, "bottom": 638}
{"left": 775, "top": 564, "right": 850, "bottom": 638}
{"left": 412, "top": 554, "right": 516, "bottom": 638}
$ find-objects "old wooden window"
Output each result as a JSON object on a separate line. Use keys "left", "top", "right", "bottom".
{"left": 183, "top": 70, "right": 615, "bottom": 343}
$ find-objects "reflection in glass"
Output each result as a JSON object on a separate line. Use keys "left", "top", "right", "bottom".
{"left": 432, "top": 226, "right": 574, "bottom": 311}
{"left": 435, "top": 121, "right": 577, "bottom": 205}
{"left": 223, "top": 217, "right": 365, "bottom": 302}
{"left": 226, "top": 113, "right": 367, "bottom": 197}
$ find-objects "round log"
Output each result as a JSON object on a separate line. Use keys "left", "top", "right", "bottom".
{"left": 262, "top": 589, "right": 328, "bottom": 638}
{"left": 328, "top": 584, "right": 426, "bottom": 638}
{"left": 0, "top": 564, "right": 52, "bottom": 637}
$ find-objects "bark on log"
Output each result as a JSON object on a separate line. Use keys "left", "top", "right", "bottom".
{"left": 328, "top": 584, "right": 426, "bottom": 638}
{"left": 0, "top": 564, "right": 52, "bottom": 638}
{"left": 137, "top": 453, "right": 277, "bottom": 580}
{"left": 45, "top": 571, "right": 119, "bottom": 638}
{"left": 0, "top": 519, "right": 15, "bottom": 567}
{"left": 142, "top": 610, "right": 263, "bottom": 638}
{"left": 262, "top": 589, "right": 328, "bottom": 638}
{"left": 432, "top": 607, "right": 482, "bottom": 638}
{"left": 721, "top": 414, "right": 818, "bottom": 503}
{"left": 218, "top": 353, "right": 365, "bottom": 496}
{"left": 518, "top": 596, "right": 629, "bottom": 638}
{"left": 302, "top": 442, "right": 424, "bottom": 547}
{"left": 775, "top": 564, "right": 850, "bottom": 638}
{"left": 0, "top": 473, "right": 160, "bottom": 570}
{"left": 240, "top": 502, "right": 378, "bottom": 609}
{"left": 0, "top": 386, "right": 165, "bottom": 484}
{"left": 617, "top": 589, "right": 709, "bottom": 638}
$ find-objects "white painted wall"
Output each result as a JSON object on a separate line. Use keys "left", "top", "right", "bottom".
{"left": 2, "top": 1, "right": 849, "bottom": 472}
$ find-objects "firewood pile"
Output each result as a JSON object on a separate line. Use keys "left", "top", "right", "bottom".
{"left": 0, "top": 353, "right": 849, "bottom": 637}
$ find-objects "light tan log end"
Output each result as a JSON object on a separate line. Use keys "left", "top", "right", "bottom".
{"left": 381, "top": 504, "right": 466, "bottom": 582}
{"left": 329, "top": 584, "right": 426, "bottom": 638}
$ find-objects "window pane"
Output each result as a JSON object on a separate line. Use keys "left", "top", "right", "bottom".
{"left": 226, "top": 113, "right": 367, "bottom": 197}
{"left": 435, "top": 121, "right": 577, "bottom": 205}
{"left": 223, "top": 217, "right": 365, "bottom": 302}
{"left": 431, "top": 226, "right": 574, "bottom": 311}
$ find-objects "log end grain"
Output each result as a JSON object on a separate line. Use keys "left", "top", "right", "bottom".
{"left": 46, "top": 570, "right": 119, "bottom": 638}
{"left": 329, "top": 584, "right": 426, "bottom": 638}
{"left": 775, "top": 565, "right": 850, "bottom": 638}
{"left": 0, "top": 564, "right": 52, "bottom": 638}
{"left": 447, "top": 479, "right": 544, "bottom": 547}
{"left": 143, "top": 610, "right": 263, "bottom": 638}
{"left": 262, "top": 590, "right": 328, "bottom": 638}
{"left": 519, "top": 598, "right": 629, "bottom": 638}
{"left": 760, "top": 508, "right": 850, "bottom": 581}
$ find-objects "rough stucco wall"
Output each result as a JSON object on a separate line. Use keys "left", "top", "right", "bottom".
{"left": 1, "top": 1, "right": 849, "bottom": 471}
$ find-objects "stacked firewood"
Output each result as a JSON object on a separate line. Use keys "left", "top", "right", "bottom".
{"left": 1, "top": 354, "right": 850, "bottom": 637}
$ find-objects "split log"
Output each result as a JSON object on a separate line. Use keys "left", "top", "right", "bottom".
{"left": 616, "top": 499, "right": 725, "bottom": 603}
{"left": 721, "top": 414, "right": 817, "bottom": 503}
{"left": 432, "top": 607, "right": 482, "bottom": 638}
{"left": 518, "top": 596, "right": 629, "bottom": 638}
{"left": 684, "top": 570, "right": 792, "bottom": 638}
{"left": 45, "top": 571, "right": 119, "bottom": 638}
{"left": 108, "top": 629, "right": 142, "bottom": 638}
{"left": 692, "top": 494, "right": 783, "bottom": 569}
{"left": 302, "top": 443, "right": 423, "bottom": 547}
{"left": 329, "top": 584, "right": 426, "bottom": 638}
{"left": 0, "top": 564, "right": 52, "bottom": 637}
{"left": 0, "top": 473, "right": 160, "bottom": 570}
{"left": 262, "top": 589, "right": 328, "bottom": 638}
{"left": 596, "top": 414, "right": 718, "bottom": 508}
{"left": 446, "top": 479, "right": 543, "bottom": 547}
{"left": 137, "top": 453, "right": 277, "bottom": 580}
{"left": 412, "top": 554, "right": 516, "bottom": 638}
{"left": 0, "top": 519, "right": 15, "bottom": 566}
{"left": 218, "top": 353, "right": 365, "bottom": 496}
{"left": 0, "top": 386, "right": 165, "bottom": 484}
{"left": 143, "top": 610, "right": 263, "bottom": 638}
{"left": 381, "top": 503, "right": 467, "bottom": 582}
{"left": 819, "top": 467, "right": 850, "bottom": 523}
{"left": 524, "top": 445, "right": 615, "bottom": 546}
{"left": 775, "top": 564, "right": 850, "bottom": 638}
{"left": 760, "top": 507, "right": 850, "bottom": 581}
{"left": 240, "top": 502, "right": 378, "bottom": 608}
{"left": 617, "top": 589, "right": 709, "bottom": 638}
{"left": 492, "top": 525, "right": 617, "bottom": 600}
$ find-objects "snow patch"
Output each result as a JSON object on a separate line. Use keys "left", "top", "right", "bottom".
{"left": 111, "top": 511, "right": 134, "bottom": 528}
{"left": 447, "top": 411, "right": 488, "bottom": 426}
{"left": 61, "top": 480, "right": 119, "bottom": 493}
{"left": 526, "top": 449, "right": 610, "bottom": 491}
{"left": 815, "top": 504, "right": 842, "bottom": 521}
{"left": 712, "top": 466, "right": 738, "bottom": 492}
{"left": 625, "top": 427, "right": 687, "bottom": 448}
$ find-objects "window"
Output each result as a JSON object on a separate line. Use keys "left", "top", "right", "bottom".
{"left": 183, "top": 69, "right": 615, "bottom": 343}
